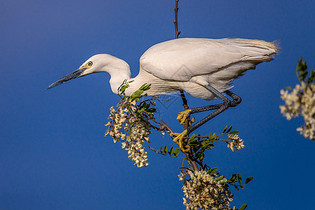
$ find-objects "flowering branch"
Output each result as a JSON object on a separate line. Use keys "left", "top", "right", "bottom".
{"left": 280, "top": 58, "right": 315, "bottom": 140}
{"left": 172, "top": 0, "right": 199, "bottom": 175}
{"left": 104, "top": 1, "right": 253, "bottom": 209}
{"left": 104, "top": 83, "right": 251, "bottom": 209}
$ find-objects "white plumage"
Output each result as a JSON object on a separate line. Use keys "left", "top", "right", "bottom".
{"left": 48, "top": 38, "right": 278, "bottom": 100}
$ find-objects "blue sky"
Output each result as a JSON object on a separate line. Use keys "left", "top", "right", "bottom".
{"left": 1, "top": 0, "right": 315, "bottom": 209}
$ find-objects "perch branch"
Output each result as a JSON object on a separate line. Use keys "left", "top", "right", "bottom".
{"left": 174, "top": 0, "right": 189, "bottom": 110}
{"left": 160, "top": 119, "right": 199, "bottom": 171}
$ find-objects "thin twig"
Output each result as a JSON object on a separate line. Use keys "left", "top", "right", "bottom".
{"left": 174, "top": 0, "right": 181, "bottom": 38}
{"left": 147, "top": 145, "right": 185, "bottom": 159}
{"left": 160, "top": 119, "right": 174, "bottom": 133}
{"left": 174, "top": 0, "right": 189, "bottom": 110}
{"left": 161, "top": 119, "right": 199, "bottom": 171}
{"left": 150, "top": 122, "right": 165, "bottom": 131}
{"left": 172, "top": 0, "right": 199, "bottom": 171}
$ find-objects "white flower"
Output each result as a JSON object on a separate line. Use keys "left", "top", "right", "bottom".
{"left": 227, "top": 135, "right": 245, "bottom": 152}
{"left": 179, "top": 170, "right": 234, "bottom": 210}
{"left": 105, "top": 97, "right": 154, "bottom": 167}
{"left": 280, "top": 83, "right": 315, "bottom": 140}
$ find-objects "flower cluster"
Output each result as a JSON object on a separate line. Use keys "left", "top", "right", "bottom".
{"left": 280, "top": 82, "right": 315, "bottom": 140}
{"left": 227, "top": 134, "right": 245, "bottom": 152}
{"left": 178, "top": 170, "right": 234, "bottom": 210}
{"left": 105, "top": 97, "right": 153, "bottom": 167}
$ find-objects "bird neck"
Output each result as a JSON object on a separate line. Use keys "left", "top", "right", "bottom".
{"left": 109, "top": 72, "right": 131, "bottom": 95}
{"left": 102, "top": 55, "right": 149, "bottom": 96}
{"left": 102, "top": 56, "right": 131, "bottom": 94}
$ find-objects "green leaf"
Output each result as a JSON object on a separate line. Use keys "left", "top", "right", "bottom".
{"left": 131, "top": 90, "right": 144, "bottom": 100}
{"left": 296, "top": 58, "right": 308, "bottom": 82}
{"left": 160, "top": 146, "right": 163, "bottom": 153}
{"left": 195, "top": 150, "right": 204, "bottom": 161}
{"left": 240, "top": 185, "right": 245, "bottom": 189}
{"left": 200, "top": 153, "right": 204, "bottom": 161}
{"left": 227, "top": 126, "right": 232, "bottom": 133}
{"left": 130, "top": 83, "right": 152, "bottom": 100}
{"left": 169, "top": 147, "right": 174, "bottom": 155}
{"left": 142, "top": 84, "right": 151, "bottom": 91}
{"left": 230, "top": 174, "right": 237, "bottom": 182}
{"left": 245, "top": 176, "right": 254, "bottom": 184}
{"left": 223, "top": 125, "right": 227, "bottom": 133}
{"left": 173, "top": 148, "right": 180, "bottom": 156}
{"left": 229, "top": 130, "right": 239, "bottom": 135}
{"left": 139, "top": 83, "right": 148, "bottom": 90}
{"left": 212, "top": 132, "right": 217, "bottom": 139}
{"left": 239, "top": 204, "right": 248, "bottom": 210}
{"left": 164, "top": 146, "right": 168, "bottom": 154}
{"left": 299, "top": 71, "right": 308, "bottom": 81}
{"left": 215, "top": 175, "right": 224, "bottom": 181}
{"left": 234, "top": 185, "right": 239, "bottom": 191}
{"left": 188, "top": 134, "right": 196, "bottom": 143}
{"left": 147, "top": 108, "right": 156, "bottom": 113}
{"left": 206, "top": 142, "right": 214, "bottom": 150}
{"left": 117, "top": 79, "right": 129, "bottom": 94}
{"left": 119, "top": 85, "right": 127, "bottom": 94}
{"left": 210, "top": 167, "right": 218, "bottom": 174}
{"left": 308, "top": 69, "right": 315, "bottom": 84}
{"left": 238, "top": 173, "right": 242, "bottom": 184}
{"left": 198, "top": 152, "right": 204, "bottom": 161}
{"left": 208, "top": 132, "right": 217, "bottom": 140}
{"left": 138, "top": 83, "right": 151, "bottom": 91}
{"left": 201, "top": 140, "right": 209, "bottom": 148}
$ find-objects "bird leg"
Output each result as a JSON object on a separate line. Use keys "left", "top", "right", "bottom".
{"left": 182, "top": 86, "right": 241, "bottom": 135}
{"left": 173, "top": 88, "right": 241, "bottom": 152}
{"left": 177, "top": 109, "right": 191, "bottom": 125}
{"left": 179, "top": 90, "right": 189, "bottom": 110}
{"left": 170, "top": 130, "right": 190, "bottom": 152}
{"left": 225, "top": 90, "right": 242, "bottom": 107}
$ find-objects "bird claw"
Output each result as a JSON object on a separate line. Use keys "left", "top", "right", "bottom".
{"left": 170, "top": 130, "right": 190, "bottom": 152}
{"left": 177, "top": 109, "right": 192, "bottom": 125}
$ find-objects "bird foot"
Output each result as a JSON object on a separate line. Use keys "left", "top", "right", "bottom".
{"left": 177, "top": 109, "right": 192, "bottom": 125}
{"left": 170, "top": 130, "right": 190, "bottom": 152}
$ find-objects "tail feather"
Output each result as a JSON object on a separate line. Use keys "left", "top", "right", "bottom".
{"left": 230, "top": 38, "right": 279, "bottom": 52}
{"left": 207, "top": 39, "right": 279, "bottom": 91}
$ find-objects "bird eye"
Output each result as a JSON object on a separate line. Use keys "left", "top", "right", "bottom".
{"left": 87, "top": 61, "right": 93, "bottom": 67}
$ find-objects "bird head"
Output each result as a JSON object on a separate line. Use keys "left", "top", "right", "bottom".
{"left": 47, "top": 54, "right": 127, "bottom": 90}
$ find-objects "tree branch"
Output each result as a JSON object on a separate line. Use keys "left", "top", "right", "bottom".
{"left": 172, "top": 0, "right": 198, "bottom": 171}
{"left": 160, "top": 119, "right": 199, "bottom": 171}
{"left": 174, "top": 0, "right": 181, "bottom": 38}
{"left": 174, "top": 0, "right": 189, "bottom": 111}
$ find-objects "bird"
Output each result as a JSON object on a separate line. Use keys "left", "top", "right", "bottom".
{"left": 48, "top": 38, "right": 278, "bottom": 152}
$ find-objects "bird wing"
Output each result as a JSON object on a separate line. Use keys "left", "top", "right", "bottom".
{"left": 140, "top": 38, "right": 277, "bottom": 82}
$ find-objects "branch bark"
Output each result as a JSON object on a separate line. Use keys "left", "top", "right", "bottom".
{"left": 174, "top": 0, "right": 181, "bottom": 39}
{"left": 174, "top": 0, "right": 189, "bottom": 111}
{"left": 172, "top": 0, "right": 198, "bottom": 172}
{"left": 160, "top": 119, "right": 199, "bottom": 171}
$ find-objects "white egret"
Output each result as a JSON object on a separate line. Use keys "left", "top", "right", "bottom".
{"left": 48, "top": 38, "right": 278, "bottom": 151}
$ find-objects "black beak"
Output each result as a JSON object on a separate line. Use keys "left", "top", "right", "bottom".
{"left": 47, "top": 68, "right": 86, "bottom": 89}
